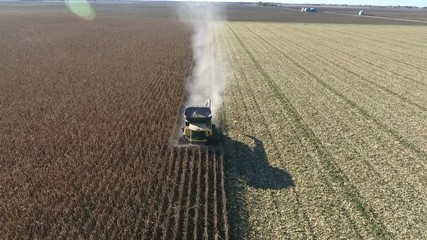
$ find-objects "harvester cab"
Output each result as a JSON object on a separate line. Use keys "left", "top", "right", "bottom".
{"left": 182, "top": 99, "right": 215, "bottom": 143}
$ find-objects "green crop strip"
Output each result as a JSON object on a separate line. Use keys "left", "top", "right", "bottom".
{"left": 229, "top": 23, "right": 391, "bottom": 239}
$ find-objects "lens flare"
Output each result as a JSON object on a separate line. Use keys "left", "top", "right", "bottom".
{"left": 65, "top": 0, "right": 95, "bottom": 20}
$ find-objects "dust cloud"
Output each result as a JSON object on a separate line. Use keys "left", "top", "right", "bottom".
{"left": 178, "top": 3, "right": 230, "bottom": 120}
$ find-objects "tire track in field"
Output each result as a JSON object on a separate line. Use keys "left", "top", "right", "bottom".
{"left": 255, "top": 24, "right": 427, "bottom": 112}
{"left": 238, "top": 23, "right": 427, "bottom": 162}
{"left": 228, "top": 24, "right": 391, "bottom": 239}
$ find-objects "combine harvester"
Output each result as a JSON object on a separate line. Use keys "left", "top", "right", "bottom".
{"left": 174, "top": 99, "right": 218, "bottom": 147}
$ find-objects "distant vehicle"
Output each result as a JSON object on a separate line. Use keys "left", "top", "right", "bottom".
{"left": 301, "top": 7, "right": 318, "bottom": 12}
{"left": 359, "top": 10, "right": 366, "bottom": 16}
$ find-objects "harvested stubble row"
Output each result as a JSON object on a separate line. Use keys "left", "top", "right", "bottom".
{"left": 219, "top": 21, "right": 427, "bottom": 239}
{"left": 0, "top": 14, "right": 228, "bottom": 239}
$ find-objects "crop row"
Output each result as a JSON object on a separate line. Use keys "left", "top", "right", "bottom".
{"left": 219, "top": 21, "right": 427, "bottom": 239}
{"left": 0, "top": 15, "right": 228, "bottom": 239}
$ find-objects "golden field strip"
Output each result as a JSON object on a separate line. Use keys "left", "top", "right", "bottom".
{"left": 218, "top": 22, "right": 427, "bottom": 239}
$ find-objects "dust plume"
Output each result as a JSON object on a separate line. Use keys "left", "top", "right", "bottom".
{"left": 178, "top": 3, "right": 230, "bottom": 120}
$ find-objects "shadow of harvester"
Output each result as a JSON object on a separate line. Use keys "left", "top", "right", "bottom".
{"left": 222, "top": 133, "right": 294, "bottom": 239}
{"left": 225, "top": 134, "right": 294, "bottom": 189}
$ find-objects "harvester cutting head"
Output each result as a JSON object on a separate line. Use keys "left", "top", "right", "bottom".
{"left": 181, "top": 99, "right": 215, "bottom": 144}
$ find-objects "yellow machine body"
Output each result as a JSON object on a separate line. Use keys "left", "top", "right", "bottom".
{"left": 183, "top": 123, "right": 213, "bottom": 143}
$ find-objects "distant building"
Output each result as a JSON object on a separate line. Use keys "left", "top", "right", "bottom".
{"left": 359, "top": 10, "right": 365, "bottom": 15}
